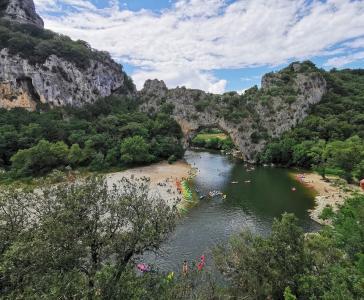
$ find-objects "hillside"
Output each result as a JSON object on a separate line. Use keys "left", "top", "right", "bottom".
{"left": 0, "top": 0, "right": 43, "bottom": 27}
{"left": 0, "top": 0, "right": 135, "bottom": 109}
{"left": 140, "top": 61, "right": 326, "bottom": 161}
{"left": 0, "top": 0, "right": 363, "bottom": 182}
{"left": 0, "top": 96, "right": 184, "bottom": 181}
{"left": 259, "top": 68, "right": 364, "bottom": 183}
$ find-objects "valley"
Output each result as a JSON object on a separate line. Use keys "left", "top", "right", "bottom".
{"left": 0, "top": 0, "right": 363, "bottom": 299}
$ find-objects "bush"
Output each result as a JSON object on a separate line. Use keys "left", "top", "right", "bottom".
{"left": 10, "top": 140, "right": 69, "bottom": 178}
{"left": 168, "top": 155, "right": 177, "bottom": 164}
{"left": 120, "top": 136, "right": 154, "bottom": 164}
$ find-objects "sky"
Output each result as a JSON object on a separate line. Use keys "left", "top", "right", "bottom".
{"left": 34, "top": 0, "right": 364, "bottom": 93}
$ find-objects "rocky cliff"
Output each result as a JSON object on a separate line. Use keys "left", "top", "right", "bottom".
{"left": 0, "top": 0, "right": 135, "bottom": 109}
{"left": 0, "top": 0, "right": 43, "bottom": 28}
{"left": 139, "top": 62, "right": 327, "bottom": 162}
{"left": 0, "top": 0, "right": 327, "bottom": 161}
{"left": 0, "top": 49, "right": 134, "bottom": 109}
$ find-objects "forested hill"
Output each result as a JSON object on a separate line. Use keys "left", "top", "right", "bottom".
{"left": 0, "top": 95, "right": 184, "bottom": 182}
{"left": 259, "top": 68, "right": 364, "bottom": 183}
{"left": 0, "top": 0, "right": 363, "bottom": 184}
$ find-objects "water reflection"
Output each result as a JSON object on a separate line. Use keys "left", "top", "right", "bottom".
{"left": 142, "top": 150, "right": 319, "bottom": 271}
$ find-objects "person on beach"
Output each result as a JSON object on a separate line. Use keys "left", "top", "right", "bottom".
{"left": 183, "top": 260, "right": 188, "bottom": 275}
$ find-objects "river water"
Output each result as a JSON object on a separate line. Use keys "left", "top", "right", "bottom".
{"left": 142, "top": 150, "right": 319, "bottom": 272}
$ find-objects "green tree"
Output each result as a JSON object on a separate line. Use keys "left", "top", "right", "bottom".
{"left": 68, "top": 143, "right": 83, "bottom": 167}
{"left": 0, "top": 176, "right": 177, "bottom": 299}
{"left": 89, "top": 152, "right": 106, "bottom": 171}
{"left": 214, "top": 213, "right": 305, "bottom": 299}
{"left": 10, "top": 139, "right": 69, "bottom": 177}
{"left": 323, "top": 136, "right": 364, "bottom": 182}
{"left": 120, "top": 135, "right": 154, "bottom": 164}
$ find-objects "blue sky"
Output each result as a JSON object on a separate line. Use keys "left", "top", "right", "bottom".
{"left": 35, "top": 0, "right": 364, "bottom": 93}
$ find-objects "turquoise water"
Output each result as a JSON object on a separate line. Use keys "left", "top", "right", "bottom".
{"left": 142, "top": 150, "right": 319, "bottom": 272}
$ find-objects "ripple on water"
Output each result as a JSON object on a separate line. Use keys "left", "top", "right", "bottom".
{"left": 141, "top": 150, "right": 320, "bottom": 272}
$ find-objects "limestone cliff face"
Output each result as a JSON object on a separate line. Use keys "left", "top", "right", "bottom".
{"left": 139, "top": 63, "right": 327, "bottom": 162}
{"left": 0, "top": 49, "right": 135, "bottom": 109}
{"left": 0, "top": 0, "right": 135, "bottom": 109}
{"left": 0, "top": 0, "right": 43, "bottom": 28}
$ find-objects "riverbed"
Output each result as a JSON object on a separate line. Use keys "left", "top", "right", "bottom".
{"left": 142, "top": 150, "right": 320, "bottom": 272}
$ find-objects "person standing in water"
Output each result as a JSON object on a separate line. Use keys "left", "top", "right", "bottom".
{"left": 182, "top": 260, "right": 188, "bottom": 275}
{"left": 197, "top": 255, "right": 205, "bottom": 271}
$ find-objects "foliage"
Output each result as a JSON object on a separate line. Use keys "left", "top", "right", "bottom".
{"left": 10, "top": 139, "right": 69, "bottom": 177}
{"left": 120, "top": 135, "right": 154, "bottom": 164}
{"left": 0, "top": 19, "right": 118, "bottom": 70}
{"left": 214, "top": 213, "right": 305, "bottom": 299}
{"left": 191, "top": 131, "right": 234, "bottom": 151}
{"left": 259, "top": 69, "right": 364, "bottom": 183}
{"left": 0, "top": 176, "right": 177, "bottom": 298}
{"left": 0, "top": 96, "right": 184, "bottom": 180}
{"left": 214, "top": 194, "right": 364, "bottom": 299}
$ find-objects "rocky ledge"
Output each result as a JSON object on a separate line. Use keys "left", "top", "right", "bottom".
{"left": 0, "top": 49, "right": 135, "bottom": 109}
{"left": 139, "top": 62, "right": 327, "bottom": 162}
{"left": 0, "top": 0, "right": 43, "bottom": 28}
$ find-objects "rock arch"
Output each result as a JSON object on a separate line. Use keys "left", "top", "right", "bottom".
{"left": 174, "top": 116, "right": 243, "bottom": 154}
{"left": 139, "top": 63, "right": 327, "bottom": 162}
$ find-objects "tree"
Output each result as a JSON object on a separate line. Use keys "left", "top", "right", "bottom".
{"left": 323, "top": 136, "right": 364, "bottom": 182}
{"left": 68, "top": 143, "right": 83, "bottom": 167}
{"left": 353, "top": 160, "right": 364, "bottom": 181}
{"left": 119, "top": 122, "right": 149, "bottom": 138}
{"left": 0, "top": 176, "right": 177, "bottom": 299}
{"left": 214, "top": 213, "right": 305, "bottom": 299}
{"left": 89, "top": 152, "right": 106, "bottom": 171}
{"left": 10, "top": 139, "right": 69, "bottom": 177}
{"left": 120, "top": 135, "right": 154, "bottom": 164}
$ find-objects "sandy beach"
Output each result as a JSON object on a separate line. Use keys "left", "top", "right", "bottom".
{"left": 106, "top": 160, "right": 192, "bottom": 208}
{"left": 292, "top": 172, "right": 360, "bottom": 224}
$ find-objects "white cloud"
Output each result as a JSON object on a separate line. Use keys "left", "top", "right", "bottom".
{"left": 34, "top": 0, "right": 364, "bottom": 92}
{"left": 132, "top": 64, "right": 227, "bottom": 93}
{"left": 237, "top": 89, "right": 247, "bottom": 95}
{"left": 343, "top": 37, "right": 364, "bottom": 49}
{"left": 325, "top": 51, "right": 364, "bottom": 68}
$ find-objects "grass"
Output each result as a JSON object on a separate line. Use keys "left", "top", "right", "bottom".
{"left": 194, "top": 133, "right": 228, "bottom": 141}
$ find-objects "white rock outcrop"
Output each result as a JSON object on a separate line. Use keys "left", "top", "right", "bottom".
{"left": 0, "top": 49, "right": 135, "bottom": 109}
{"left": 1, "top": 0, "right": 43, "bottom": 28}
{"left": 139, "top": 63, "right": 327, "bottom": 162}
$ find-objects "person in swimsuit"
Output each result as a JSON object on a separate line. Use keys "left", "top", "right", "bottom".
{"left": 183, "top": 260, "right": 188, "bottom": 275}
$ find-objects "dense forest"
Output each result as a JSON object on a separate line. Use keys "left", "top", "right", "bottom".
{"left": 0, "top": 96, "right": 184, "bottom": 181}
{"left": 259, "top": 69, "right": 364, "bottom": 183}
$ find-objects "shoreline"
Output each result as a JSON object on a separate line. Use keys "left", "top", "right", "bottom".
{"left": 291, "top": 172, "right": 360, "bottom": 224}
{"left": 106, "top": 160, "right": 193, "bottom": 209}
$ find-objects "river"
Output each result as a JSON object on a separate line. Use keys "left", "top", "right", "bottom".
{"left": 142, "top": 150, "right": 320, "bottom": 272}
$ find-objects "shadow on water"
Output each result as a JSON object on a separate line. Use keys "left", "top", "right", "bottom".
{"left": 142, "top": 150, "right": 320, "bottom": 273}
